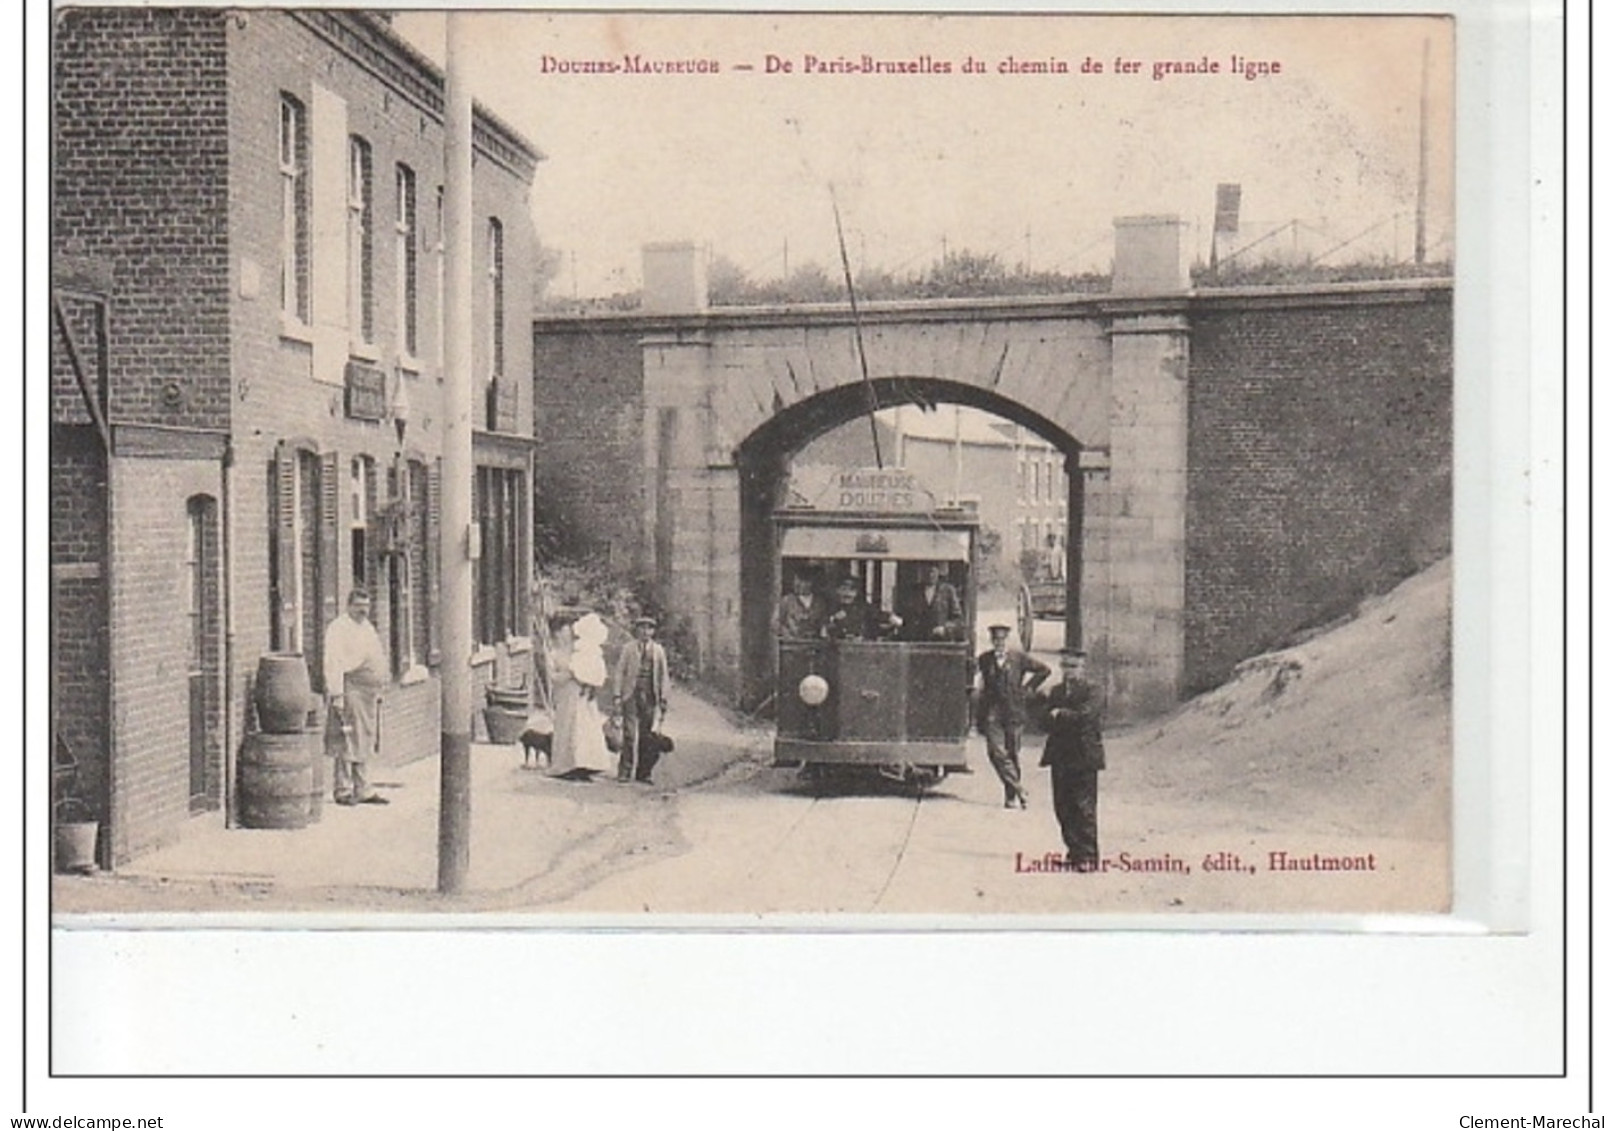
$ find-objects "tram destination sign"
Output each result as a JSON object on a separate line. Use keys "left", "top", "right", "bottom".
{"left": 794, "top": 465, "right": 941, "bottom": 513}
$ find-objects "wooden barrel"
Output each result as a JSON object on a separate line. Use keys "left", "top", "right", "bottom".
{"left": 255, "top": 653, "right": 313, "bottom": 734}
{"left": 238, "top": 731, "right": 314, "bottom": 829}
{"left": 486, "top": 685, "right": 529, "bottom": 711}
{"left": 484, "top": 705, "right": 528, "bottom": 745}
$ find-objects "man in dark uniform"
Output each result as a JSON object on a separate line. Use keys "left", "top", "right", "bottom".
{"left": 974, "top": 624, "right": 1051, "bottom": 809}
{"left": 1037, "top": 648, "right": 1106, "bottom": 870}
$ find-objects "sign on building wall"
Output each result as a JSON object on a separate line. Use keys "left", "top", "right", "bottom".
{"left": 344, "top": 362, "right": 387, "bottom": 422}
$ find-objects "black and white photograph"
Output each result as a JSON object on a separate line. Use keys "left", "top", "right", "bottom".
{"left": 48, "top": 7, "right": 1456, "bottom": 917}
{"left": 28, "top": 0, "right": 1576, "bottom": 1102}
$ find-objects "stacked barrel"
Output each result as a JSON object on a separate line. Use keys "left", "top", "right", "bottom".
{"left": 239, "top": 653, "right": 320, "bottom": 829}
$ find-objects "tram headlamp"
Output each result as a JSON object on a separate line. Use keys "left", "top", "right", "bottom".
{"left": 798, "top": 674, "right": 830, "bottom": 707}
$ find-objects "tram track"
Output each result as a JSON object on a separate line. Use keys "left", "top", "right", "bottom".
{"left": 731, "top": 773, "right": 932, "bottom": 912}
{"left": 870, "top": 789, "right": 925, "bottom": 910}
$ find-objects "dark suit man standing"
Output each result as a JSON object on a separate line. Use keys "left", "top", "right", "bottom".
{"left": 974, "top": 624, "right": 1051, "bottom": 809}
{"left": 613, "top": 616, "right": 669, "bottom": 783}
{"left": 900, "top": 563, "right": 964, "bottom": 641}
{"left": 1038, "top": 648, "right": 1106, "bottom": 870}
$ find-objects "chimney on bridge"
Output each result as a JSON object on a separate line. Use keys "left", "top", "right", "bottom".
{"left": 1111, "top": 215, "right": 1191, "bottom": 294}
{"left": 642, "top": 241, "right": 709, "bottom": 314}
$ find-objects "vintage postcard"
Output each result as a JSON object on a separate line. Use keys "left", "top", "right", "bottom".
{"left": 47, "top": 7, "right": 1458, "bottom": 925}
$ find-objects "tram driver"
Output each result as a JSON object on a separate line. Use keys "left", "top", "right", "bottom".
{"left": 822, "top": 573, "right": 903, "bottom": 641}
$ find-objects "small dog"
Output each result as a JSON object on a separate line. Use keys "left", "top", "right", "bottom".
{"left": 520, "top": 727, "right": 553, "bottom": 769}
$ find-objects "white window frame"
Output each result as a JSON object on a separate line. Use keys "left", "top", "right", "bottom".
{"left": 434, "top": 187, "right": 446, "bottom": 371}
{"left": 486, "top": 217, "right": 504, "bottom": 383}
{"left": 347, "top": 135, "right": 373, "bottom": 349}
{"left": 278, "top": 95, "right": 307, "bottom": 323}
{"left": 395, "top": 164, "right": 418, "bottom": 365}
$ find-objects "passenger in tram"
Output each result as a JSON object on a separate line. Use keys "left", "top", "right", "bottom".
{"left": 898, "top": 562, "right": 964, "bottom": 642}
{"left": 773, "top": 568, "right": 828, "bottom": 639}
{"left": 822, "top": 574, "right": 903, "bottom": 641}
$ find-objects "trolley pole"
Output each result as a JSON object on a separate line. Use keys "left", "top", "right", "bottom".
{"left": 437, "top": 13, "right": 475, "bottom": 894}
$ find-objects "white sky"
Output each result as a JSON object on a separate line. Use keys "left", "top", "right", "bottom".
{"left": 392, "top": 11, "right": 1455, "bottom": 298}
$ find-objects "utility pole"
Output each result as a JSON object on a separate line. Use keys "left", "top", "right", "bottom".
{"left": 437, "top": 12, "right": 474, "bottom": 894}
{"left": 1414, "top": 37, "right": 1430, "bottom": 266}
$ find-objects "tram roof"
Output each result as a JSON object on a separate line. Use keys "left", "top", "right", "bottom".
{"left": 777, "top": 524, "right": 973, "bottom": 562}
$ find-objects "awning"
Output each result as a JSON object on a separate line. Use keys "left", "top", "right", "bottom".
{"left": 780, "top": 526, "right": 971, "bottom": 561}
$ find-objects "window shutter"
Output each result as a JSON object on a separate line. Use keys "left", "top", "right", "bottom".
{"left": 272, "top": 442, "right": 297, "bottom": 651}
{"left": 316, "top": 451, "right": 341, "bottom": 692}
{"left": 425, "top": 458, "right": 442, "bottom": 665}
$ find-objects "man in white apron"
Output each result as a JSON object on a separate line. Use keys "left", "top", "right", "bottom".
{"left": 323, "top": 587, "right": 390, "bottom": 805}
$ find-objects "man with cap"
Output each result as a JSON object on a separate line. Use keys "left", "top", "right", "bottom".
{"left": 974, "top": 624, "right": 1051, "bottom": 808}
{"left": 1037, "top": 648, "right": 1106, "bottom": 870}
{"left": 822, "top": 573, "right": 902, "bottom": 641}
{"left": 613, "top": 615, "right": 670, "bottom": 783}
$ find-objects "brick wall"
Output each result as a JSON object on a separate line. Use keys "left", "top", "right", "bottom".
{"left": 53, "top": 8, "right": 232, "bottom": 431}
{"left": 107, "top": 457, "right": 221, "bottom": 864}
{"left": 50, "top": 428, "right": 109, "bottom": 830}
{"left": 532, "top": 328, "right": 646, "bottom": 568}
{"left": 1183, "top": 287, "right": 1453, "bottom": 693}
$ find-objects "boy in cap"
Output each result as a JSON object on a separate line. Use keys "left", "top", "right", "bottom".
{"left": 613, "top": 615, "right": 670, "bottom": 783}
{"left": 974, "top": 623, "right": 1051, "bottom": 808}
{"left": 1037, "top": 648, "right": 1106, "bottom": 870}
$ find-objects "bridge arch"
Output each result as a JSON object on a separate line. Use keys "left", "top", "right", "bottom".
{"left": 734, "top": 376, "right": 1094, "bottom": 709}
{"left": 630, "top": 299, "right": 1191, "bottom": 719}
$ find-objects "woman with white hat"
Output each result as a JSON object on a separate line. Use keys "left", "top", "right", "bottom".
{"left": 545, "top": 609, "right": 613, "bottom": 779}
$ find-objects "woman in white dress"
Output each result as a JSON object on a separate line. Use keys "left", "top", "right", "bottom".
{"left": 547, "top": 612, "right": 613, "bottom": 779}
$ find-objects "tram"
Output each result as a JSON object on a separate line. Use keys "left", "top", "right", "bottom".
{"left": 772, "top": 467, "right": 980, "bottom": 789}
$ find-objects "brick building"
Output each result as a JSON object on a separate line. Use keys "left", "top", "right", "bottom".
{"left": 51, "top": 10, "right": 542, "bottom": 866}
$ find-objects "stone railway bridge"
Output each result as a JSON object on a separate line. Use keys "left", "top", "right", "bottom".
{"left": 533, "top": 235, "right": 1451, "bottom": 721}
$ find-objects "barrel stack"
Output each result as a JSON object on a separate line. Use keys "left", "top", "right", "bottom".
{"left": 239, "top": 653, "right": 320, "bottom": 829}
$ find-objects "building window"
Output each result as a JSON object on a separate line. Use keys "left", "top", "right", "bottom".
{"left": 186, "top": 495, "right": 221, "bottom": 811}
{"left": 381, "top": 458, "right": 433, "bottom": 676}
{"left": 486, "top": 217, "right": 505, "bottom": 381}
{"left": 271, "top": 445, "right": 339, "bottom": 691}
{"left": 473, "top": 465, "right": 526, "bottom": 646}
{"left": 434, "top": 186, "right": 445, "bottom": 370}
{"left": 347, "top": 135, "right": 374, "bottom": 346}
{"left": 279, "top": 94, "right": 309, "bottom": 322}
{"left": 395, "top": 164, "right": 418, "bottom": 359}
{"left": 350, "top": 456, "right": 373, "bottom": 592}
{"left": 485, "top": 218, "right": 505, "bottom": 429}
{"left": 409, "top": 459, "right": 432, "bottom": 664}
